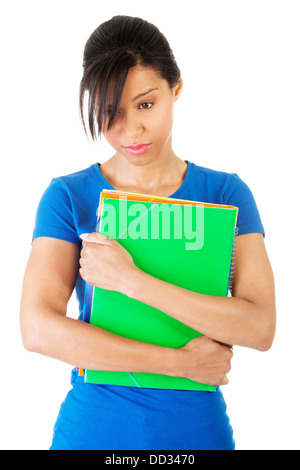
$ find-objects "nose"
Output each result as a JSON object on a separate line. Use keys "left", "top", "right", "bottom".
{"left": 118, "top": 110, "right": 144, "bottom": 141}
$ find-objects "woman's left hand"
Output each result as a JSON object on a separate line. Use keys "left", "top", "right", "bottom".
{"left": 79, "top": 232, "right": 140, "bottom": 295}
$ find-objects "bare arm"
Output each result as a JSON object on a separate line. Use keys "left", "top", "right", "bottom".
{"left": 20, "top": 238, "right": 175, "bottom": 374}
{"left": 20, "top": 237, "right": 232, "bottom": 386}
{"left": 128, "top": 234, "right": 276, "bottom": 351}
{"left": 80, "top": 232, "right": 276, "bottom": 351}
{"left": 129, "top": 233, "right": 276, "bottom": 351}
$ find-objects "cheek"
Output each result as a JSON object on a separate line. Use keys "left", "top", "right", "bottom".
{"left": 149, "top": 99, "right": 173, "bottom": 127}
{"left": 152, "top": 105, "right": 174, "bottom": 138}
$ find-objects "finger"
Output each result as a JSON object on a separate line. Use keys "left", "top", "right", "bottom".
{"left": 221, "top": 376, "right": 229, "bottom": 386}
{"left": 80, "top": 232, "right": 111, "bottom": 245}
{"left": 79, "top": 253, "right": 88, "bottom": 266}
{"left": 79, "top": 267, "right": 85, "bottom": 280}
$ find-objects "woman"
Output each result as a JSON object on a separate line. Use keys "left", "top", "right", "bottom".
{"left": 20, "top": 15, "right": 276, "bottom": 450}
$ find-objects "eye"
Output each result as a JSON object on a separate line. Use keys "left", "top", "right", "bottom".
{"left": 104, "top": 108, "right": 122, "bottom": 118}
{"left": 138, "top": 102, "right": 154, "bottom": 110}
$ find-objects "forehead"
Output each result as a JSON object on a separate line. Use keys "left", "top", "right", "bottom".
{"left": 120, "top": 66, "right": 169, "bottom": 100}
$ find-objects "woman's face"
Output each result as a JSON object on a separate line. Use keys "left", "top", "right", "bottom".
{"left": 102, "top": 66, "right": 182, "bottom": 166}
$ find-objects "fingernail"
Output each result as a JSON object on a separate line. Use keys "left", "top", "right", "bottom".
{"left": 80, "top": 233, "right": 89, "bottom": 240}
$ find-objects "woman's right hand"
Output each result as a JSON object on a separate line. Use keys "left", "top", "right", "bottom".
{"left": 20, "top": 239, "right": 233, "bottom": 384}
{"left": 177, "top": 336, "right": 233, "bottom": 386}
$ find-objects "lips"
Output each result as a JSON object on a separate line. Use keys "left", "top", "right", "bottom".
{"left": 123, "top": 144, "right": 151, "bottom": 155}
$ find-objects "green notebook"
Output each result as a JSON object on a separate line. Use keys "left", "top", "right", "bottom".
{"left": 84, "top": 192, "right": 238, "bottom": 391}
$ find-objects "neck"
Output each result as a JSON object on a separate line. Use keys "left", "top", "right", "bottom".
{"left": 101, "top": 140, "right": 187, "bottom": 195}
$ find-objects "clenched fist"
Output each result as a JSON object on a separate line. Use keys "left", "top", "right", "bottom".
{"left": 79, "top": 232, "right": 140, "bottom": 294}
{"left": 178, "top": 336, "right": 233, "bottom": 386}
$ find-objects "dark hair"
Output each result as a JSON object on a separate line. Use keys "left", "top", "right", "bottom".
{"left": 79, "top": 15, "right": 181, "bottom": 140}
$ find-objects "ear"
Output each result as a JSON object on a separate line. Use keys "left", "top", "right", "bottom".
{"left": 173, "top": 77, "right": 183, "bottom": 102}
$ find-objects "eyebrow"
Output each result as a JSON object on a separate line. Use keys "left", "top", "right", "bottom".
{"left": 132, "top": 88, "right": 159, "bottom": 102}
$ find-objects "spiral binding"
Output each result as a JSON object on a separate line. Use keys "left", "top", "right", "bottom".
{"left": 228, "top": 226, "right": 239, "bottom": 294}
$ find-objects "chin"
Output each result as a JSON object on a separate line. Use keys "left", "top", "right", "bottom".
{"left": 121, "top": 151, "right": 159, "bottom": 166}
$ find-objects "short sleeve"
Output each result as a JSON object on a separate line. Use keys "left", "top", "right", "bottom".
{"left": 225, "top": 174, "right": 265, "bottom": 236}
{"left": 32, "top": 178, "right": 81, "bottom": 246}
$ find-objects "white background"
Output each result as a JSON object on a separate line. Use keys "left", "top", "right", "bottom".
{"left": 0, "top": 0, "right": 299, "bottom": 450}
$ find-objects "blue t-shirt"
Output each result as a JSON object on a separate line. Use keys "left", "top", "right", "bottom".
{"left": 33, "top": 160, "right": 264, "bottom": 450}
